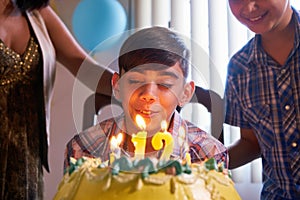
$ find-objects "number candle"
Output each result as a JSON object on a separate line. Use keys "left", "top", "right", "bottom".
{"left": 131, "top": 115, "right": 147, "bottom": 160}
{"left": 151, "top": 120, "right": 174, "bottom": 161}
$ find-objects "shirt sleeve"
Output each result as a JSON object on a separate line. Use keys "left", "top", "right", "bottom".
{"left": 188, "top": 130, "right": 228, "bottom": 168}
{"left": 224, "top": 70, "right": 252, "bottom": 129}
{"left": 63, "top": 135, "right": 95, "bottom": 173}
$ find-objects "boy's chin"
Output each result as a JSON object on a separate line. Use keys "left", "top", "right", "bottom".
{"left": 145, "top": 124, "right": 164, "bottom": 135}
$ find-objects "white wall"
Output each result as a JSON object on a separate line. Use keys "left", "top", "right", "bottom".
{"left": 44, "top": 63, "right": 77, "bottom": 200}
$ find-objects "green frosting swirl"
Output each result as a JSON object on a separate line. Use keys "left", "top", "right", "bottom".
{"left": 66, "top": 157, "right": 226, "bottom": 179}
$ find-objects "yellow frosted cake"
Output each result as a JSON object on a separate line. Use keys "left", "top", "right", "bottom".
{"left": 54, "top": 157, "right": 241, "bottom": 200}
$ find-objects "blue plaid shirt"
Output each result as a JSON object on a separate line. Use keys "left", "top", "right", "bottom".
{"left": 225, "top": 8, "right": 300, "bottom": 200}
{"left": 64, "top": 111, "right": 227, "bottom": 172}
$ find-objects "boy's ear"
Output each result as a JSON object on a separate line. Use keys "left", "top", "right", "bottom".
{"left": 178, "top": 81, "right": 195, "bottom": 107}
{"left": 111, "top": 72, "right": 121, "bottom": 101}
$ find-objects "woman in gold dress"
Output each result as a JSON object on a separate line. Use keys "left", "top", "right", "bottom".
{"left": 0, "top": 0, "right": 113, "bottom": 199}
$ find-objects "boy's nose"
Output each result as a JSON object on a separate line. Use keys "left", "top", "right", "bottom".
{"left": 140, "top": 83, "right": 158, "bottom": 102}
{"left": 243, "top": 1, "right": 258, "bottom": 13}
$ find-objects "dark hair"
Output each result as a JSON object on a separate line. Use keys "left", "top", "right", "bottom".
{"left": 118, "top": 26, "right": 190, "bottom": 79}
{"left": 15, "top": 0, "right": 49, "bottom": 12}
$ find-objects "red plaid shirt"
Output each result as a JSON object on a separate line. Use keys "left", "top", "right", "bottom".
{"left": 64, "top": 111, "right": 228, "bottom": 171}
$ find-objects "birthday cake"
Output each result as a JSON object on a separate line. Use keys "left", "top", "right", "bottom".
{"left": 54, "top": 156, "right": 241, "bottom": 200}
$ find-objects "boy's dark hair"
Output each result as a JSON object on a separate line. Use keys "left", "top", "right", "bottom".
{"left": 118, "top": 26, "right": 190, "bottom": 79}
{"left": 15, "top": 0, "right": 49, "bottom": 12}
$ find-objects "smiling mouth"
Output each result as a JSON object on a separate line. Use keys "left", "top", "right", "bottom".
{"left": 247, "top": 11, "right": 267, "bottom": 22}
{"left": 249, "top": 15, "right": 263, "bottom": 22}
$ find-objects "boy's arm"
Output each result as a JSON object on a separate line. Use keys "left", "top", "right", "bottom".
{"left": 228, "top": 128, "right": 261, "bottom": 169}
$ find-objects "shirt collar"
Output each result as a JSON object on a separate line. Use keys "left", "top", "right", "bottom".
{"left": 169, "top": 110, "right": 188, "bottom": 136}
{"left": 291, "top": 7, "right": 300, "bottom": 55}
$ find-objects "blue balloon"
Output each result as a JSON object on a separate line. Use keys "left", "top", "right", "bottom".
{"left": 72, "top": 0, "right": 127, "bottom": 51}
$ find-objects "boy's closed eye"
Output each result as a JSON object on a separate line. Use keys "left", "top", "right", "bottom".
{"left": 157, "top": 82, "right": 173, "bottom": 89}
{"left": 128, "top": 79, "right": 144, "bottom": 85}
{"left": 128, "top": 79, "right": 174, "bottom": 89}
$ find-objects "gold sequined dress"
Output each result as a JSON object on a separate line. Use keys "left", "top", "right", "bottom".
{"left": 0, "top": 36, "right": 46, "bottom": 200}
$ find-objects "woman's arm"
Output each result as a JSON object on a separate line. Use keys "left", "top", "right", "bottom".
{"left": 39, "top": 6, "right": 113, "bottom": 96}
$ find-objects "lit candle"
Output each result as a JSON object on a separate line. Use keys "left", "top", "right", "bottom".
{"left": 185, "top": 153, "right": 192, "bottom": 165}
{"left": 131, "top": 115, "right": 147, "bottom": 160}
{"left": 151, "top": 120, "right": 174, "bottom": 161}
{"left": 177, "top": 126, "right": 191, "bottom": 165}
{"left": 110, "top": 133, "right": 123, "bottom": 164}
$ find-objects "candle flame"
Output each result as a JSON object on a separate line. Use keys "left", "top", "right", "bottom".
{"left": 136, "top": 114, "right": 146, "bottom": 130}
{"left": 110, "top": 133, "right": 123, "bottom": 150}
{"left": 116, "top": 133, "right": 123, "bottom": 144}
{"left": 161, "top": 120, "right": 168, "bottom": 131}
